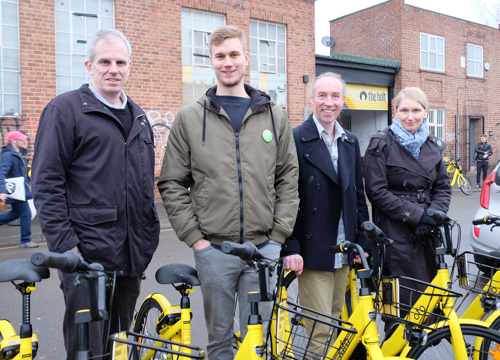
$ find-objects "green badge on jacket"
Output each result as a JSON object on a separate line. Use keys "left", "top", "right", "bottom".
{"left": 262, "top": 130, "right": 273, "bottom": 143}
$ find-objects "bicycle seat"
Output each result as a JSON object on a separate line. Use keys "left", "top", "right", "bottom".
{"left": 0, "top": 259, "right": 50, "bottom": 283}
{"left": 156, "top": 264, "right": 200, "bottom": 286}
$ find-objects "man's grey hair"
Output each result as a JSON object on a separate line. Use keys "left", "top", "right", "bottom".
{"left": 309, "top": 72, "right": 347, "bottom": 98}
{"left": 87, "top": 29, "right": 132, "bottom": 63}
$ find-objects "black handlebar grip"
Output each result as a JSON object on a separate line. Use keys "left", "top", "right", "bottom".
{"left": 473, "top": 216, "right": 489, "bottom": 225}
{"left": 31, "top": 250, "right": 88, "bottom": 273}
{"left": 361, "top": 221, "right": 383, "bottom": 243}
{"left": 221, "top": 241, "right": 263, "bottom": 261}
{"left": 426, "top": 208, "right": 448, "bottom": 225}
{"left": 329, "top": 244, "right": 343, "bottom": 255}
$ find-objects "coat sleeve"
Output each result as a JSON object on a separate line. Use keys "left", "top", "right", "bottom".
{"left": 157, "top": 111, "right": 204, "bottom": 247}
{"left": 353, "top": 137, "right": 371, "bottom": 250}
{"left": 0, "top": 152, "right": 13, "bottom": 194}
{"left": 363, "top": 138, "right": 424, "bottom": 228}
{"left": 429, "top": 157, "right": 452, "bottom": 213}
{"left": 31, "top": 104, "right": 80, "bottom": 253}
{"left": 488, "top": 143, "right": 493, "bottom": 157}
{"left": 269, "top": 106, "right": 299, "bottom": 243}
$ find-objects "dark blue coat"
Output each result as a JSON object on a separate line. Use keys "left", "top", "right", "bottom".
{"left": 282, "top": 115, "right": 370, "bottom": 272}
{"left": 0, "top": 143, "right": 32, "bottom": 204}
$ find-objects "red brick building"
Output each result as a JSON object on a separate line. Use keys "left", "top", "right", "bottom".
{"left": 328, "top": 0, "right": 500, "bottom": 172}
{"left": 1, "top": 0, "right": 315, "bottom": 192}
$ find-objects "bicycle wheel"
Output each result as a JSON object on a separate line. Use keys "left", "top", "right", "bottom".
{"left": 458, "top": 175, "right": 473, "bottom": 195}
{"left": 407, "top": 324, "right": 500, "bottom": 359}
{"left": 132, "top": 298, "right": 170, "bottom": 360}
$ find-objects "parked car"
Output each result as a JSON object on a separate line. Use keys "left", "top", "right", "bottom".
{"left": 470, "top": 161, "right": 500, "bottom": 274}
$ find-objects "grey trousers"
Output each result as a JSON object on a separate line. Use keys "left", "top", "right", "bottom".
{"left": 194, "top": 241, "right": 281, "bottom": 360}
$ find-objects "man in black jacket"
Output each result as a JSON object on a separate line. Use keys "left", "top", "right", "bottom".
{"left": 475, "top": 135, "right": 493, "bottom": 188}
{"left": 32, "top": 29, "right": 160, "bottom": 359}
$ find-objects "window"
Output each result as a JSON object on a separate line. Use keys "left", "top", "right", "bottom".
{"left": 55, "top": 0, "right": 114, "bottom": 95}
{"left": 181, "top": 9, "right": 225, "bottom": 107}
{"left": 467, "top": 44, "right": 483, "bottom": 77}
{"left": 420, "top": 33, "right": 444, "bottom": 72}
{"left": 1, "top": 0, "right": 21, "bottom": 116}
{"left": 249, "top": 20, "right": 287, "bottom": 110}
{"left": 428, "top": 109, "right": 445, "bottom": 140}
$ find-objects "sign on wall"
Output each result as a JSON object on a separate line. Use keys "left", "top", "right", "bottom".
{"left": 344, "top": 83, "right": 388, "bottom": 110}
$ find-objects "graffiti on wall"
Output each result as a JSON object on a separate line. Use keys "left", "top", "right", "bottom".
{"left": 446, "top": 132, "right": 456, "bottom": 141}
{"left": 146, "top": 110, "right": 175, "bottom": 179}
{"left": 0, "top": 117, "right": 21, "bottom": 147}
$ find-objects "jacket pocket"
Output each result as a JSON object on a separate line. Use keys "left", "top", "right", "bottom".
{"left": 69, "top": 206, "right": 117, "bottom": 264}
{"left": 267, "top": 175, "right": 277, "bottom": 213}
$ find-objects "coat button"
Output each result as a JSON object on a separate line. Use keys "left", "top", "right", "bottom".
{"left": 316, "top": 184, "right": 321, "bottom": 190}
{"left": 83, "top": 102, "right": 87, "bottom": 105}
{"left": 141, "top": 122, "right": 144, "bottom": 125}
{"left": 313, "top": 208, "right": 318, "bottom": 213}
{"left": 306, "top": 233, "right": 312, "bottom": 239}
{"left": 305, "top": 154, "right": 309, "bottom": 157}
{"left": 302, "top": 138, "right": 306, "bottom": 141}
{"left": 354, "top": 185, "right": 357, "bottom": 190}
{"left": 355, "top": 229, "right": 358, "bottom": 235}
{"left": 404, "top": 211, "right": 410, "bottom": 217}
{"left": 355, "top": 208, "right": 358, "bottom": 213}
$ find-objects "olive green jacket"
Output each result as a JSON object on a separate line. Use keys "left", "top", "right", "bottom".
{"left": 158, "top": 85, "right": 299, "bottom": 247}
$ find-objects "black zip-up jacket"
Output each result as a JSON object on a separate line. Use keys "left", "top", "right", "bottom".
{"left": 475, "top": 141, "right": 493, "bottom": 160}
{"left": 32, "top": 84, "right": 160, "bottom": 276}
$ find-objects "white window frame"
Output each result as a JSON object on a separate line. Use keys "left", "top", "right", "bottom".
{"left": 181, "top": 9, "right": 225, "bottom": 107}
{"left": 55, "top": 0, "right": 115, "bottom": 95}
{"left": 428, "top": 109, "right": 445, "bottom": 140}
{"left": 467, "top": 43, "right": 483, "bottom": 78}
{"left": 420, "top": 33, "right": 445, "bottom": 72}
{"left": 249, "top": 19, "right": 287, "bottom": 110}
{"left": 1, "top": 0, "right": 21, "bottom": 116}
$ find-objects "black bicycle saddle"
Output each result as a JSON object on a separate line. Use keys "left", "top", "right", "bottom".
{"left": 155, "top": 263, "right": 200, "bottom": 286}
{"left": 0, "top": 258, "right": 50, "bottom": 283}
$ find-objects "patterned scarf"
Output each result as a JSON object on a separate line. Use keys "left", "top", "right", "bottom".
{"left": 391, "top": 119, "right": 429, "bottom": 159}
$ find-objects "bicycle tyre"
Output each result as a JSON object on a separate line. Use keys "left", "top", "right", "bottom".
{"left": 407, "top": 324, "right": 500, "bottom": 359}
{"left": 458, "top": 175, "right": 473, "bottom": 195}
{"left": 132, "top": 298, "right": 171, "bottom": 360}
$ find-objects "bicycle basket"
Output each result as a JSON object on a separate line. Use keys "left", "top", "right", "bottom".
{"left": 110, "top": 331, "right": 206, "bottom": 360}
{"left": 457, "top": 251, "right": 500, "bottom": 299}
{"left": 268, "top": 300, "right": 357, "bottom": 360}
{"left": 375, "top": 276, "right": 461, "bottom": 330}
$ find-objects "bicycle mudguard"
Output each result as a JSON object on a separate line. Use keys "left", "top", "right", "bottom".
{"left": 135, "top": 294, "right": 171, "bottom": 321}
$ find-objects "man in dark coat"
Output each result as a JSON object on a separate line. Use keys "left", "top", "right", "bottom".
{"left": 282, "top": 72, "right": 369, "bottom": 353}
{"left": 32, "top": 29, "right": 160, "bottom": 360}
{"left": 475, "top": 134, "right": 493, "bottom": 188}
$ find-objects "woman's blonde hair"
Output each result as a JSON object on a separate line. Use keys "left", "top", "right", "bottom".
{"left": 393, "top": 87, "right": 429, "bottom": 110}
{"left": 208, "top": 25, "right": 247, "bottom": 54}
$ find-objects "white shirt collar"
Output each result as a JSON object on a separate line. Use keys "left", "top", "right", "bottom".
{"left": 312, "top": 114, "right": 345, "bottom": 142}
{"left": 89, "top": 83, "right": 128, "bottom": 109}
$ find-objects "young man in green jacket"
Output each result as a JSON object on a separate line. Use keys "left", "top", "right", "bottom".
{"left": 158, "top": 25, "right": 299, "bottom": 360}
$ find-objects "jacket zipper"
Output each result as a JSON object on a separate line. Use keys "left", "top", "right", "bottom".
{"left": 235, "top": 132, "right": 244, "bottom": 243}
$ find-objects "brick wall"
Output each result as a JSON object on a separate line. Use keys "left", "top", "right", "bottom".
{"left": 330, "top": 0, "right": 500, "bottom": 173}
{"left": 9, "top": 0, "right": 315, "bottom": 198}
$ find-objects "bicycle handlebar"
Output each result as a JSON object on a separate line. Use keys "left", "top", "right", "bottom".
{"left": 426, "top": 208, "right": 450, "bottom": 226}
{"left": 31, "top": 250, "right": 91, "bottom": 273}
{"left": 221, "top": 241, "right": 264, "bottom": 261}
{"left": 361, "top": 221, "right": 383, "bottom": 243}
{"left": 329, "top": 241, "right": 370, "bottom": 272}
{"left": 473, "top": 215, "right": 500, "bottom": 226}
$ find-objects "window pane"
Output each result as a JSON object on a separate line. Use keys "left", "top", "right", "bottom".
{"left": 71, "top": 0, "right": 84, "bottom": 12}
{"left": 276, "top": 91, "right": 286, "bottom": 108}
{"left": 268, "top": 24, "right": 276, "bottom": 40}
{"left": 278, "top": 58, "right": 285, "bottom": 74}
{"left": 430, "top": 37, "right": 436, "bottom": 51}
{"left": 2, "top": 25, "right": 19, "bottom": 48}
{"left": 467, "top": 44, "right": 473, "bottom": 59}
{"left": 193, "top": 11, "right": 203, "bottom": 30}
{"left": 56, "top": 0, "right": 70, "bottom": 10}
{"left": 72, "top": 14, "right": 85, "bottom": 34}
{"left": 214, "top": 15, "right": 224, "bottom": 28}
{"left": 437, "top": 38, "right": 443, "bottom": 54}
{"left": 259, "top": 22, "right": 267, "bottom": 38}
{"left": 250, "top": 71, "right": 258, "bottom": 88}
{"left": 259, "top": 40, "right": 268, "bottom": 56}
{"left": 72, "top": 55, "right": 86, "bottom": 76}
{"left": 182, "top": 27, "right": 192, "bottom": 47}
{"left": 278, "top": 74, "right": 286, "bottom": 90}
{"left": 268, "top": 73, "right": 277, "bottom": 89}
{"left": 0, "top": 72, "right": 3, "bottom": 94}
{"left": 193, "top": 66, "right": 203, "bottom": 83}
{"left": 250, "top": 54, "right": 258, "bottom": 71}
{"left": 181, "top": 9, "right": 191, "bottom": 28}
{"left": 277, "top": 25, "right": 285, "bottom": 41}
{"left": 2, "top": 2, "right": 18, "bottom": 26}
{"left": 86, "top": 16, "right": 98, "bottom": 35}
{"left": 203, "top": 13, "right": 214, "bottom": 31}
{"left": 100, "top": 0, "right": 113, "bottom": 17}
{"left": 476, "top": 62, "right": 482, "bottom": 76}
{"left": 477, "top": 46, "right": 483, "bottom": 61}
{"left": 260, "top": 56, "right": 267, "bottom": 72}
{"left": 420, "top": 34, "right": 427, "bottom": 50}
{"left": 437, "top": 127, "right": 443, "bottom": 140}
{"left": 428, "top": 110, "right": 434, "bottom": 124}
{"left": 268, "top": 41, "right": 276, "bottom": 57}
{"left": 56, "top": 31, "right": 71, "bottom": 53}
{"left": 250, "top": 37, "right": 258, "bottom": 55}
{"left": 3, "top": 48, "right": 19, "bottom": 69}
{"left": 57, "top": 54, "right": 71, "bottom": 75}
{"left": 194, "top": 30, "right": 203, "bottom": 48}
{"left": 73, "top": 76, "right": 86, "bottom": 89}
{"left": 204, "top": 67, "right": 215, "bottom": 84}
{"left": 429, "top": 53, "right": 436, "bottom": 69}
{"left": 73, "top": 39, "right": 86, "bottom": 54}
{"left": 57, "top": 76, "right": 72, "bottom": 94}
{"left": 182, "top": 46, "right": 192, "bottom": 65}
{"left": 100, "top": 16, "right": 113, "bottom": 30}
{"left": 277, "top": 42, "right": 285, "bottom": 58}
{"left": 250, "top": 21, "right": 257, "bottom": 37}
{"left": 437, "top": 54, "right": 443, "bottom": 70}
{"left": 467, "top": 60, "right": 474, "bottom": 75}
{"left": 421, "top": 51, "right": 428, "bottom": 68}
{"left": 4, "top": 71, "right": 19, "bottom": 93}
{"left": 55, "top": 10, "right": 70, "bottom": 30}
{"left": 86, "top": 0, "right": 99, "bottom": 13}
{"left": 3, "top": 94, "right": 20, "bottom": 115}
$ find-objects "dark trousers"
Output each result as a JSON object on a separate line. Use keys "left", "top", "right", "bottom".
{"left": 477, "top": 160, "right": 489, "bottom": 185}
{"left": 0, "top": 201, "right": 31, "bottom": 243}
{"left": 58, "top": 271, "right": 141, "bottom": 360}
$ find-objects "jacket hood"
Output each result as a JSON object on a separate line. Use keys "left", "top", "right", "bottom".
{"left": 1, "top": 143, "right": 27, "bottom": 157}
{"left": 197, "top": 84, "right": 272, "bottom": 114}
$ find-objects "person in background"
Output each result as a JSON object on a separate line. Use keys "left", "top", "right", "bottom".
{"left": 0, "top": 131, "right": 37, "bottom": 248}
{"left": 475, "top": 134, "right": 493, "bottom": 188}
{"left": 363, "top": 87, "right": 451, "bottom": 331}
{"left": 32, "top": 29, "right": 159, "bottom": 359}
{"left": 282, "top": 72, "right": 370, "bottom": 353}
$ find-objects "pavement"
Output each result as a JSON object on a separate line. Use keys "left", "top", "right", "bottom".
{"left": 0, "top": 201, "right": 172, "bottom": 248}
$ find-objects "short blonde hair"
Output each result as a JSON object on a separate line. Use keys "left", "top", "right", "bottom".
{"left": 394, "top": 87, "right": 429, "bottom": 110}
{"left": 309, "top": 72, "right": 347, "bottom": 98}
{"left": 208, "top": 25, "right": 247, "bottom": 54}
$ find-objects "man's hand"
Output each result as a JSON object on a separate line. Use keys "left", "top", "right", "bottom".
{"left": 192, "top": 239, "right": 211, "bottom": 250}
{"left": 483, "top": 154, "right": 488, "bottom": 159}
{"left": 284, "top": 254, "right": 304, "bottom": 275}
{"left": 0, "top": 193, "right": 7, "bottom": 202}
{"left": 70, "top": 245, "right": 84, "bottom": 260}
{"left": 353, "top": 252, "right": 369, "bottom": 264}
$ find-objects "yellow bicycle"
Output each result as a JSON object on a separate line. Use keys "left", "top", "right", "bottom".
{"left": 443, "top": 155, "right": 473, "bottom": 195}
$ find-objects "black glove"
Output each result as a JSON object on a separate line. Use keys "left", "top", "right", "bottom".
{"left": 414, "top": 213, "right": 437, "bottom": 245}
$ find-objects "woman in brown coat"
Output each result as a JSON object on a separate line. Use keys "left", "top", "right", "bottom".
{"left": 363, "top": 87, "right": 451, "bottom": 327}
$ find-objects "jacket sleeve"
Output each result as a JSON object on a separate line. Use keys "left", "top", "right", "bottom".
{"left": 31, "top": 104, "right": 80, "bottom": 253}
{"left": 429, "top": 157, "right": 452, "bottom": 213}
{"left": 269, "top": 106, "right": 299, "bottom": 243}
{"left": 488, "top": 143, "right": 493, "bottom": 157}
{"left": 353, "top": 137, "right": 371, "bottom": 250}
{"left": 475, "top": 142, "right": 483, "bottom": 156}
{"left": 363, "top": 138, "right": 424, "bottom": 228}
{"left": 0, "top": 152, "right": 13, "bottom": 194}
{"left": 157, "top": 112, "right": 203, "bottom": 247}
